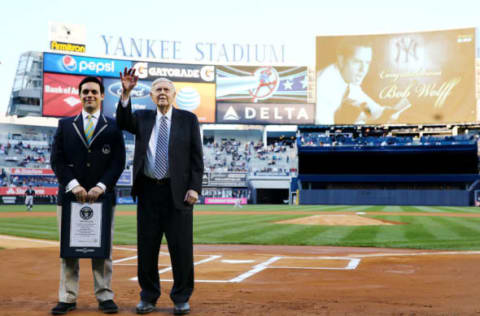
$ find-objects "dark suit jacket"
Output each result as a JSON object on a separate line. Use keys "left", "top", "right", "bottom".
{"left": 116, "top": 100, "right": 204, "bottom": 211}
{"left": 51, "top": 113, "right": 126, "bottom": 205}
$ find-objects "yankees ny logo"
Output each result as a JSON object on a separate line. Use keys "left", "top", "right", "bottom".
{"left": 395, "top": 37, "right": 418, "bottom": 63}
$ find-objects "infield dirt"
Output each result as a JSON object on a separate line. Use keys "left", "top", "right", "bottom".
{"left": 0, "top": 236, "right": 480, "bottom": 315}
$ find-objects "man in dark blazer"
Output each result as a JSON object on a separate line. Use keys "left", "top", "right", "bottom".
{"left": 50, "top": 76, "right": 126, "bottom": 315}
{"left": 116, "top": 68, "right": 203, "bottom": 315}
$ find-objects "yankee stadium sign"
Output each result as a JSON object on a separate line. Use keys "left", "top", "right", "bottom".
{"left": 100, "top": 35, "right": 286, "bottom": 64}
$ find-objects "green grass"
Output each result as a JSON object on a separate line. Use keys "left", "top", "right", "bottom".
{"left": 1, "top": 204, "right": 480, "bottom": 250}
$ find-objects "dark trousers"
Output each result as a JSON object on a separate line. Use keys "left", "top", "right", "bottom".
{"left": 136, "top": 177, "right": 194, "bottom": 304}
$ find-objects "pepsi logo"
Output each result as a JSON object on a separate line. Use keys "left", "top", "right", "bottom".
{"left": 62, "top": 55, "right": 77, "bottom": 71}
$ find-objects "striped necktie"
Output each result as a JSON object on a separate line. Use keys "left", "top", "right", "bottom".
{"left": 154, "top": 116, "right": 169, "bottom": 179}
{"left": 84, "top": 115, "right": 94, "bottom": 145}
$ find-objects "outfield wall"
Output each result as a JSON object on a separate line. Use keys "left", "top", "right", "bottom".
{"left": 300, "top": 189, "right": 471, "bottom": 206}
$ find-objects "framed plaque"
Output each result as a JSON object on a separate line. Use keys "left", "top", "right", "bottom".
{"left": 60, "top": 194, "right": 113, "bottom": 258}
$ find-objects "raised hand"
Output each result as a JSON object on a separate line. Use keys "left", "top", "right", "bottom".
{"left": 120, "top": 67, "right": 139, "bottom": 100}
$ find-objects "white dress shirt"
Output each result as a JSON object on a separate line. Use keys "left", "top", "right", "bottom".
{"left": 121, "top": 98, "right": 172, "bottom": 179}
{"left": 66, "top": 109, "right": 106, "bottom": 193}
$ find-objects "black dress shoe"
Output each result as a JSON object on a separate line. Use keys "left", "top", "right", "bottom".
{"left": 99, "top": 299, "right": 118, "bottom": 314}
{"left": 136, "top": 300, "right": 155, "bottom": 314}
{"left": 51, "top": 302, "right": 76, "bottom": 315}
{"left": 173, "top": 302, "right": 190, "bottom": 315}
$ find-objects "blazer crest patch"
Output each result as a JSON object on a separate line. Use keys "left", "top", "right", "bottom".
{"left": 102, "top": 144, "right": 111, "bottom": 154}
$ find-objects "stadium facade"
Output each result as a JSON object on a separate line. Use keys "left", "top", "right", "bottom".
{"left": 5, "top": 27, "right": 480, "bottom": 206}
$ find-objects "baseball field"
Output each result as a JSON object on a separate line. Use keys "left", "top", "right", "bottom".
{"left": 1, "top": 204, "right": 480, "bottom": 315}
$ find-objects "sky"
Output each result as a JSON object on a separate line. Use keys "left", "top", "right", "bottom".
{"left": 2, "top": 0, "right": 480, "bottom": 116}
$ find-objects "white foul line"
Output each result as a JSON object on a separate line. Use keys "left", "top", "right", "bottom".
{"left": 352, "top": 250, "right": 480, "bottom": 258}
{"left": 112, "top": 246, "right": 137, "bottom": 252}
{"left": 113, "top": 255, "right": 138, "bottom": 264}
{"left": 229, "top": 256, "right": 282, "bottom": 283}
{"left": 0, "top": 235, "right": 58, "bottom": 245}
{"left": 129, "top": 255, "right": 221, "bottom": 281}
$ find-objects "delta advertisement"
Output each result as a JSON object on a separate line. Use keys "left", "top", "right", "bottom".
{"left": 42, "top": 72, "right": 87, "bottom": 117}
{"left": 315, "top": 28, "right": 476, "bottom": 125}
{"left": 216, "top": 102, "right": 315, "bottom": 125}
{"left": 102, "top": 78, "right": 216, "bottom": 123}
{"left": 216, "top": 65, "right": 311, "bottom": 103}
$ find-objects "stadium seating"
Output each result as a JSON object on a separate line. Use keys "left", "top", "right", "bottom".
{"left": 297, "top": 125, "right": 480, "bottom": 206}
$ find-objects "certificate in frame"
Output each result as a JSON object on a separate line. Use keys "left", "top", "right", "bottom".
{"left": 60, "top": 194, "right": 113, "bottom": 258}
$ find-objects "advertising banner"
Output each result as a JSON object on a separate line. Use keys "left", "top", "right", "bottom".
{"left": 174, "top": 81, "right": 216, "bottom": 123}
{"left": 132, "top": 61, "right": 215, "bottom": 82}
{"left": 50, "top": 41, "right": 86, "bottom": 54}
{"left": 315, "top": 28, "right": 476, "bottom": 124}
{"left": 10, "top": 168, "right": 54, "bottom": 175}
{"left": 42, "top": 73, "right": 87, "bottom": 117}
{"left": 204, "top": 197, "right": 247, "bottom": 205}
{"left": 216, "top": 65, "right": 311, "bottom": 103}
{"left": 103, "top": 77, "right": 156, "bottom": 117}
{"left": 117, "top": 169, "right": 132, "bottom": 186}
{"left": 43, "top": 52, "right": 131, "bottom": 77}
{"left": 103, "top": 78, "right": 216, "bottom": 123}
{"left": 0, "top": 187, "right": 58, "bottom": 195}
{"left": 216, "top": 102, "right": 315, "bottom": 125}
{"left": 203, "top": 172, "right": 248, "bottom": 187}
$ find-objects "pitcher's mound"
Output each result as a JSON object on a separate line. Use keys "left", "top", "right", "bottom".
{"left": 276, "top": 215, "right": 398, "bottom": 226}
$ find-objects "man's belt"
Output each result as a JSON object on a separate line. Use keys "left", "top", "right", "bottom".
{"left": 144, "top": 176, "right": 170, "bottom": 185}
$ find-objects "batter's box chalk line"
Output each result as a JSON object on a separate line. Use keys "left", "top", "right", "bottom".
{"left": 119, "top": 254, "right": 361, "bottom": 283}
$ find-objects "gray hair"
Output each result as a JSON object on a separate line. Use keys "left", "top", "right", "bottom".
{"left": 151, "top": 77, "right": 176, "bottom": 92}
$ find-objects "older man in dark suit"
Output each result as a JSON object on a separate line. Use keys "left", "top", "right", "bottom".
{"left": 50, "top": 76, "right": 126, "bottom": 315}
{"left": 116, "top": 68, "right": 203, "bottom": 315}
